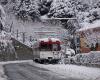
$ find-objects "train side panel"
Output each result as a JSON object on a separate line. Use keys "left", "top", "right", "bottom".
{"left": 40, "top": 51, "right": 61, "bottom": 59}
{"left": 33, "top": 48, "right": 40, "bottom": 59}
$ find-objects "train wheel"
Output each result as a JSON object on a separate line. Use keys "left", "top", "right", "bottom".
{"left": 34, "top": 59, "right": 39, "bottom": 63}
{"left": 39, "top": 59, "right": 44, "bottom": 64}
{"left": 39, "top": 59, "right": 49, "bottom": 64}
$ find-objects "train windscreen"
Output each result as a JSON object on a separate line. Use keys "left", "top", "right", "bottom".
{"left": 39, "top": 42, "right": 61, "bottom": 51}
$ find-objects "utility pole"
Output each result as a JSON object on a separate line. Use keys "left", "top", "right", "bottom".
{"left": 29, "top": 36, "right": 32, "bottom": 42}
{"left": 22, "top": 32, "right": 25, "bottom": 43}
{"left": 9, "top": 21, "right": 13, "bottom": 32}
{"left": 16, "top": 29, "right": 19, "bottom": 39}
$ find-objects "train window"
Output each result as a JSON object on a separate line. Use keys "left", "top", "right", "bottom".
{"left": 39, "top": 42, "right": 61, "bottom": 51}
{"left": 52, "top": 44, "right": 58, "bottom": 51}
{"left": 40, "top": 43, "right": 52, "bottom": 51}
{"left": 40, "top": 43, "right": 47, "bottom": 51}
{"left": 52, "top": 44, "right": 61, "bottom": 51}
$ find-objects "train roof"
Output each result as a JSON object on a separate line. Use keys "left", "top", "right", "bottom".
{"left": 38, "top": 38, "right": 61, "bottom": 42}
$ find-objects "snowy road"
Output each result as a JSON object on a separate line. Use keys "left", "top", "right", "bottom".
{"left": 29, "top": 62, "right": 100, "bottom": 80}
{"left": 4, "top": 63, "right": 82, "bottom": 80}
{"left": 0, "top": 60, "right": 100, "bottom": 80}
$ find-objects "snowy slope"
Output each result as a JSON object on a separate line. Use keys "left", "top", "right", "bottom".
{"left": 79, "top": 20, "right": 100, "bottom": 31}
{"left": 30, "top": 62, "right": 100, "bottom": 80}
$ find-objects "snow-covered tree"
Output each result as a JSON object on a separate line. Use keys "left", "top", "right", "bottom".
{"left": 0, "top": 0, "right": 8, "bottom": 5}
{"left": 11, "top": 0, "right": 40, "bottom": 21}
{"left": 0, "top": 31, "right": 17, "bottom": 61}
{"left": 0, "top": 5, "right": 6, "bottom": 30}
{"left": 76, "top": 0, "right": 100, "bottom": 23}
{"left": 47, "top": 0, "right": 86, "bottom": 34}
{"left": 38, "top": 0, "right": 53, "bottom": 16}
{"left": 48, "top": 0, "right": 75, "bottom": 18}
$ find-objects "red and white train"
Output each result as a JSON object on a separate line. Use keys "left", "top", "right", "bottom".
{"left": 32, "top": 38, "right": 62, "bottom": 63}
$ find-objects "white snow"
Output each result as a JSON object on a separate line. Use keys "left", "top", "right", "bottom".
{"left": 0, "top": 31, "right": 12, "bottom": 47}
{"left": 0, "top": 60, "right": 32, "bottom": 65}
{"left": 65, "top": 48, "right": 75, "bottom": 55}
{"left": 0, "top": 65, "right": 7, "bottom": 80}
{"left": 39, "top": 38, "right": 49, "bottom": 42}
{"left": 40, "top": 15, "right": 48, "bottom": 20}
{"left": 29, "top": 62, "right": 100, "bottom": 80}
{"left": 51, "top": 38, "right": 60, "bottom": 42}
{"left": 0, "top": 5, "right": 6, "bottom": 26}
{"left": 74, "top": 51, "right": 100, "bottom": 63}
{"left": 39, "top": 38, "right": 61, "bottom": 42}
{"left": 0, "top": 60, "right": 100, "bottom": 80}
{"left": 77, "top": 20, "right": 100, "bottom": 46}
{"left": 79, "top": 20, "right": 100, "bottom": 31}
{"left": 0, "top": 60, "right": 33, "bottom": 80}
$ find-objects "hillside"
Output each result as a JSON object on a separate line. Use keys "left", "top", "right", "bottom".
{"left": 1, "top": 0, "right": 100, "bottom": 40}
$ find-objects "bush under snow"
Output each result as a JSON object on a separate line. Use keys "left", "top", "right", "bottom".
{"left": 73, "top": 51, "right": 100, "bottom": 64}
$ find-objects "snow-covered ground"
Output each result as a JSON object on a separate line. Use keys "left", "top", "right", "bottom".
{"left": 0, "top": 60, "right": 32, "bottom": 65}
{"left": 0, "top": 60, "right": 100, "bottom": 80}
{"left": 0, "top": 65, "right": 7, "bottom": 80}
{"left": 0, "top": 60, "right": 32, "bottom": 80}
{"left": 79, "top": 20, "right": 100, "bottom": 31}
{"left": 29, "top": 61, "right": 100, "bottom": 80}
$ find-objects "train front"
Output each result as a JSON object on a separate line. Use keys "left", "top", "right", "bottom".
{"left": 38, "top": 38, "right": 62, "bottom": 63}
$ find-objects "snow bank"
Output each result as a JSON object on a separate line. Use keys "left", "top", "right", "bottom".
{"left": 74, "top": 51, "right": 100, "bottom": 64}
{"left": 0, "top": 60, "right": 33, "bottom": 65}
{"left": 65, "top": 48, "right": 75, "bottom": 55}
{"left": 40, "top": 15, "right": 48, "bottom": 20}
{"left": 29, "top": 62, "right": 100, "bottom": 80}
{"left": 0, "top": 60, "right": 33, "bottom": 80}
{"left": 0, "top": 60, "right": 100, "bottom": 80}
{"left": 0, "top": 65, "right": 7, "bottom": 80}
